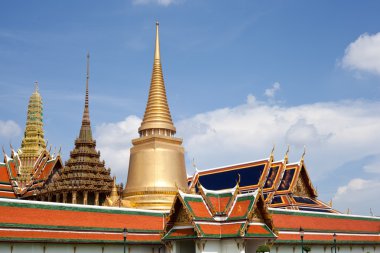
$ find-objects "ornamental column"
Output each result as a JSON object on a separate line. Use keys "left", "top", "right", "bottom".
{"left": 95, "top": 192, "right": 99, "bottom": 206}
{"left": 83, "top": 191, "right": 88, "bottom": 205}
{"left": 72, "top": 191, "right": 77, "bottom": 204}
{"left": 63, "top": 192, "right": 67, "bottom": 203}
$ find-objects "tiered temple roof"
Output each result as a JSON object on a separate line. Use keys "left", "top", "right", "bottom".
{"left": 188, "top": 149, "right": 334, "bottom": 213}
{"left": 0, "top": 189, "right": 376, "bottom": 246}
{"left": 163, "top": 185, "right": 276, "bottom": 241}
{"left": 40, "top": 54, "right": 113, "bottom": 205}
{"left": 0, "top": 83, "right": 62, "bottom": 200}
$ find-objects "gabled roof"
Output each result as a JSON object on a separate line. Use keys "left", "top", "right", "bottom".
{"left": 275, "top": 161, "right": 317, "bottom": 198}
{"left": 189, "top": 159, "right": 271, "bottom": 192}
{"left": 263, "top": 161, "right": 285, "bottom": 192}
{"left": 164, "top": 186, "right": 277, "bottom": 240}
{"left": 227, "top": 191, "right": 258, "bottom": 221}
{"left": 0, "top": 150, "right": 63, "bottom": 199}
{"left": 179, "top": 191, "right": 213, "bottom": 221}
{"left": 198, "top": 184, "right": 238, "bottom": 215}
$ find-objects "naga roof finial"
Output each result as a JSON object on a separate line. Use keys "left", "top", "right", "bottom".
{"left": 284, "top": 144, "right": 290, "bottom": 164}
{"left": 270, "top": 144, "right": 275, "bottom": 161}
{"left": 301, "top": 145, "right": 306, "bottom": 162}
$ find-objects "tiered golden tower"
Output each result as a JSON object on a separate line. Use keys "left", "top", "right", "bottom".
{"left": 123, "top": 23, "right": 188, "bottom": 210}
{"left": 19, "top": 82, "right": 47, "bottom": 177}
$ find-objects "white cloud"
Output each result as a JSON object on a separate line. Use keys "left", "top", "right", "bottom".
{"left": 94, "top": 97, "right": 380, "bottom": 214}
{"left": 363, "top": 155, "right": 380, "bottom": 174}
{"left": 334, "top": 178, "right": 380, "bottom": 216}
{"left": 177, "top": 98, "right": 380, "bottom": 182}
{"left": 341, "top": 32, "right": 380, "bottom": 76}
{"left": 285, "top": 119, "right": 331, "bottom": 148}
{"left": 0, "top": 120, "right": 21, "bottom": 138}
{"left": 132, "top": 0, "right": 180, "bottom": 6}
{"left": 264, "top": 82, "right": 280, "bottom": 98}
{"left": 95, "top": 116, "right": 141, "bottom": 182}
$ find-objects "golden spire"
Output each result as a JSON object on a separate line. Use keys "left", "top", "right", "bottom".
{"left": 20, "top": 82, "right": 46, "bottom": 164}
{"left": 138, "top": 22, "right": 176, "bottom": 135}
{"left": 123, "top": 23, "right": 188, "bottom": 210}
{"left": 19, "top": 81, "right": 46, "bottom": 177}
{"left": 79, "top": 53, "right": 93, "bottom": 141}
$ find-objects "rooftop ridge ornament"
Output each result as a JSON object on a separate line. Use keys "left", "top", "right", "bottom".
{"left": 138, "top": 21, "right": 176, "bottom": 135}
{"left": 284, "top": 144, "right": 290, "bottom": 164}
{"left": 301, "top": 146, "right": 306, "bottom": 162}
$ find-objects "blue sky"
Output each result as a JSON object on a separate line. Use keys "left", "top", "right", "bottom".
{"left": 1, "top": 1, "right": 380, "bottom": 215}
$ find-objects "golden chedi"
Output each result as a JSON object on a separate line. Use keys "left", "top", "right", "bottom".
{"left": 123, "top": 22, "right": 188, "bottom": 210}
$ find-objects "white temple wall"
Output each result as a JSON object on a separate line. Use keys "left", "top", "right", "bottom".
{"left": 196, "top": 240, "right": 220, "bottom": 253}
{"left": 220, "top": 239, "right": 244, "bottom": 253}
{"left": 271, "top": 244, "right": 379, "bottom": 253}
{"left": 0, "top": 243, "right": 165, "bottom": 253}
{"left": 246, "top": 239, "right": 268, "bottom": 253}
{"left": 0, "top": 242, "right": 378, "bottom": 253}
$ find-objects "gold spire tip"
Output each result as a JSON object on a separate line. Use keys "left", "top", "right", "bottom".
{"left": 154, "top": 22, "right": 160, "bottom": 60}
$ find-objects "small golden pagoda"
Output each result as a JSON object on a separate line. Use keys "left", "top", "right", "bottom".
{"left": 19, "top": 82, "right": 47, "bottom": 179}
{"left": 40, "top": 54, "right": 113, "bottom": 205}
{"left": 122, "top": 23, "right": 188, "bottom": 210}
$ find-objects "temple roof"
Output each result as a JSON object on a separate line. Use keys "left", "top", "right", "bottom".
{"left": 0, "top": 197, "right": 378, "bottom": 244}
{"left": 0, "top": 198, "right": 164, "bottom": 244}
{"left": 188, "top": 150, "right": 334, "bottom": 213}
{"left": 42, "top": 54, "right": 113, "bottom": 195}
{"left": 0, "top": 148, "right": 62, "bottom": 199}
{"left": 271, "top": 208, "right": 380, "bottom": 244}
{"left": 163, "top": 185, "right": 276, "bottom": 240}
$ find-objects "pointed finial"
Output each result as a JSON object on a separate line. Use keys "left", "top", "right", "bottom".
{"left": 58, "top": 146, "right": 61, "bottom": 155}
{"left": 78, "top": 52, "right": 93, "bottom": 141}
{"left": 113, "top": 176, "right": 117, "bottom": 187}
{"left": 192, "top": 158, "right": 197, "bottom": 170}
{"left": 155, "top": 21, "right": 160, "bottom": 60}
{"left": 301, "top": 145, "right": 306, "bottom": 161}
{"left": 328, "top": 199, "right": 333, "bottom": 207}
{"left": 236, "top": 173, "right": 241, "bottom": 186}
{"left": 2, "top": 146, "right": 5, "bottom": 156}
{"left": 85, "top": 53, "right": 90, "bottom": 109}
{"left": 9, "top": 143, "right": 14, "bottom": 158}
{"left": 346, "top": 208, "right": 350, "bottom": 214}
{"left": 48, "top": 145, "right": 52, "bottom": 153}
{"left": 370, "top": 208, "right": 374, "bottom": 216}
{"left": 270, "top": 145, "right": 275, "bottom": 160}
{"left": 284, "top": 144, "right": 290, "bottom": 163}
{"left": 34, "top": 81, "right": 39, "bottom": 92}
